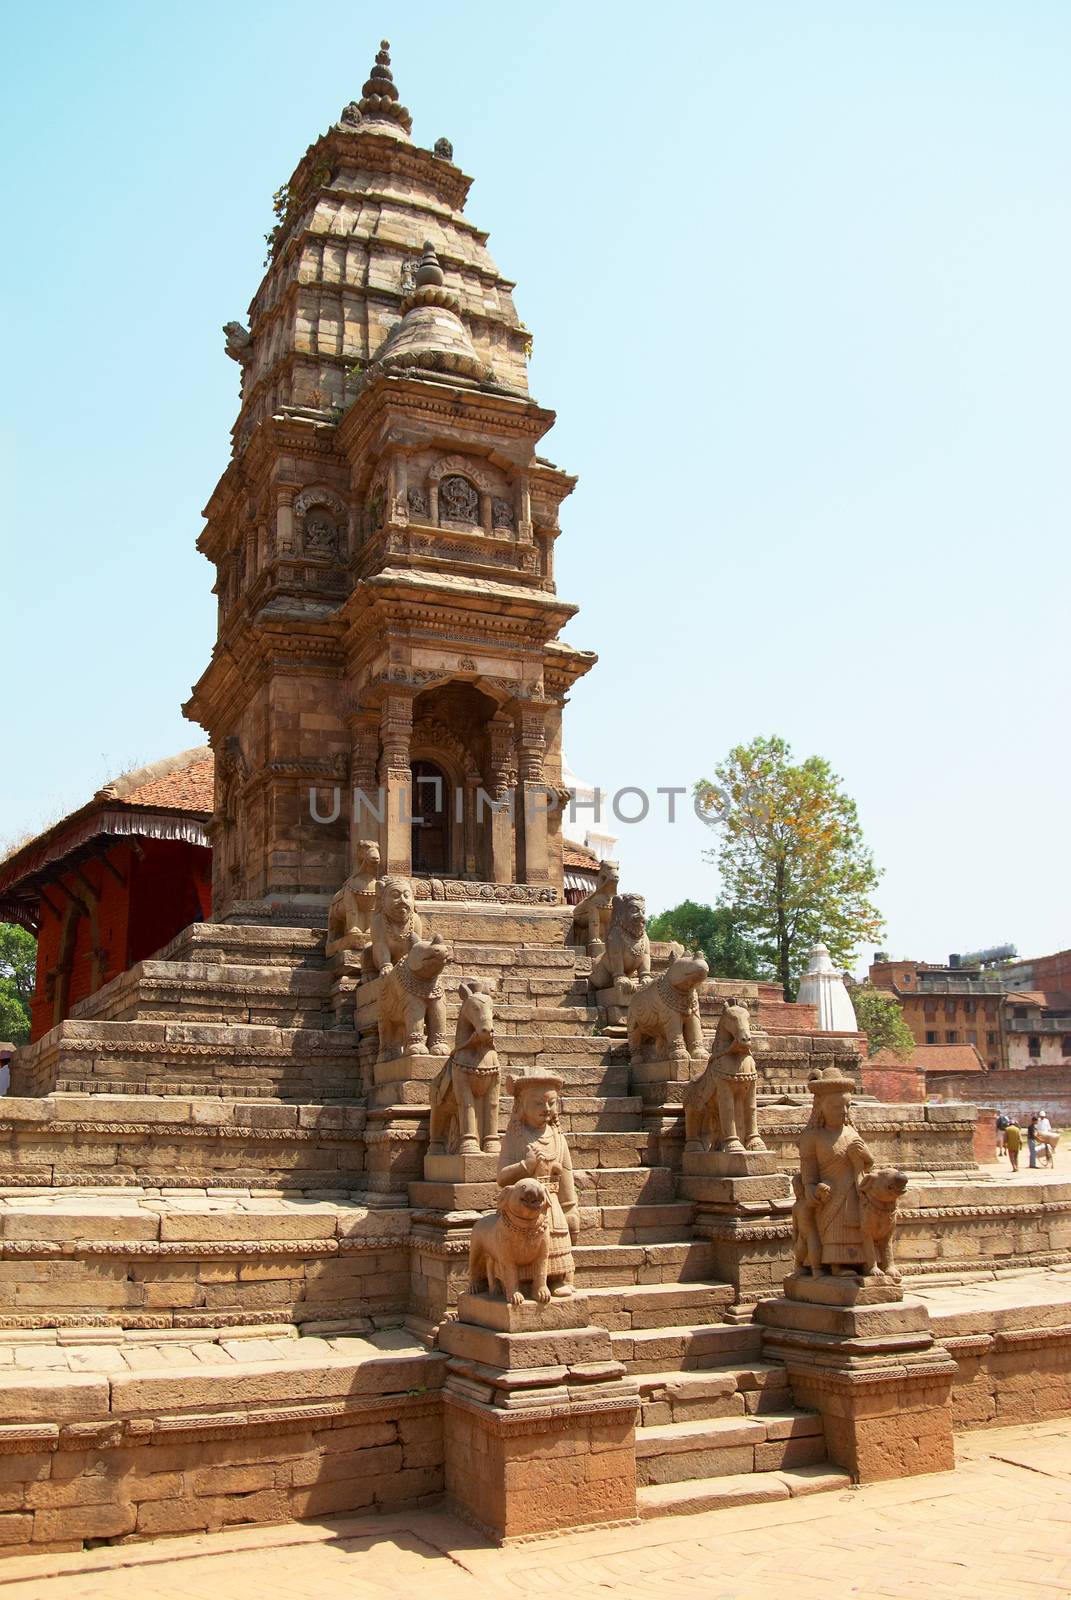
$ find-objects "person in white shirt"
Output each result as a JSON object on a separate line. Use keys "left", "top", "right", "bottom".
{"left": 1037, "top": 1111, "right": 1056, "bottom": 1167}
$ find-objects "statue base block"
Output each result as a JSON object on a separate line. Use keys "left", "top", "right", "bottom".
{"left": 682, "top": 1148, "right": 781, "bottom": 1177}
{"left": 685, "top": 1168, "right": 794, "bottom": 1315}
{"left": 440, "top": 1296, "right": 640, "bottom": 1540}
{"left": 423, "top": 1152, "right": 499, "bottom": 1182}
{"left": 784, "top": 1272, "right": 904, "bottom": 1307}
{"left": 757, "top": 1292, "right": 956, "bottom": 1482}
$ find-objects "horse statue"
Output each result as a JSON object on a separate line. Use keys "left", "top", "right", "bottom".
{"left": 681, "top": 999, "right": 766, "bottom": 1155}
{"left": 427, "top": 979, "right": 501, "bottom": 1156}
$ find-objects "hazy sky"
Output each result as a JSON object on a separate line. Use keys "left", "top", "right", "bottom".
{"left": 3, "top": 1, "right": 1068, "bottom": 972}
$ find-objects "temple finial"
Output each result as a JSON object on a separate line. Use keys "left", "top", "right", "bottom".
{"left": 339, "top": 38, "right": 413, "bottom": 138}
{"left": 415, "top": 242, "right": 444, "bottom": 289}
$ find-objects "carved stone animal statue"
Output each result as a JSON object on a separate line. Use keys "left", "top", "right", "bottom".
{"left": 376, "top": 935, "right": 451, "bottom": 1062}
{"left": 427, "top": 979, "right": 501, "bottom": 1157}
{"left": 858, "top": 1167, "right": 908, "bottom": 1280}
{"left": 571, "top": 859, "right": 620, "bottom": 955}
{"left": 325, "top": 839, "right": 381, "bottom": 959}
{"left": 626, "top": 945, "right": 708, "bottom": 1064}
{"left": 363, "top": 874, "right": 423, "bottom": 975}
{"left": 790, "top": 1172, "right": 822, "bottom": 1275}
{"left": 682, "top": 1000, "right": 766, "bottom": 1154}
{"left": 589, "top": 893, "right": 652, "bottom": 994}
{"left": 467, "top": 1177, "right": 552, "bottom": 1306}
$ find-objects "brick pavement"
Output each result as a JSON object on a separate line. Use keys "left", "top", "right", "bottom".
{"left": 3, "top": 1418, "right": 1071, "bottom": 1600}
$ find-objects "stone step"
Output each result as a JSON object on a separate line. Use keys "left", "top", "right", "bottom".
{"left": 635, "top": 1410, "right": 825, "bottom": 1485}
{"left": 0, "top": 1095, "right": 366, "bottom": 1192}
{"left": 573, "top": 1167, "right": 675, "bottom": 1206}
{"left": 638, "top": 1363, "right": 792, "bottom": 1425}
{"left": 571, "top": 1241, "right": 717, "bottom": 1287}
{"left": 0, "top": 1322, "right": 446, "bottom": 1547}
{"left": 0, "top": 1191, "right": 411, "bottom": 1331}
{"left": 610, "top": 1321, "right": 763, "bottom": 1375}
{"left": 581, "top": 1202, "right": 696, "bottom": 1247}
{"left": 557, "top": 1096, "right": 644, "bottom": 1131}
{"left": 574, "top": 1281, "right": 734, "bottom": 1331}
{"left": 637, "top": 1464, "right": 850, "bottom": 1518}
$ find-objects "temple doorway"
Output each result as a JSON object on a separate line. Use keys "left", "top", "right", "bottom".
{"left": 411, "top": 759, "right": 451, "bottom": 873}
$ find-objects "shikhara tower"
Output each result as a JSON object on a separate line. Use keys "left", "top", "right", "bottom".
{"left": 185, "top": 42, "right": 595, "bottom": 919}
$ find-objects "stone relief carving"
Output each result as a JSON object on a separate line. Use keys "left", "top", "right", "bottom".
{"left": 589, "top": 893, "right": 651, "bottom": 994}
{"left": 626, "top": 944, "right": 708, "bottom": 1065}
{"left": 325, "top": 839, "right": 381, "bottom": 959}
{"left": 682, "top": 1000, "right": 766, "bottom": 1154}
{"left": 428, "top": 979, "right": 501, "bottom": 1157}
{"left": 303, "top": 513, "right": 338, "bottom": 557}
{"left": 497, "top": 1073, "right": 579, "bottom": 1298}
{"left": 407, "top": 485, "right": 428, "bottom": 516}
{"left": 375, "top": 934, "right": 451, "bottom": 1062}
{"left": 491, "top": 497, "right": 515, "bottom": 531}
{"left": 571, "top": 860, "right": 620, "bottom": 957}
{"left": 793, "top": 1066, "right": 908, "bottom": 1279}
{"left": 434, "top": 137, "right": 454, "bottom": 160}
{"left": 439, "top": 475, "right": 479, "bottom": 525}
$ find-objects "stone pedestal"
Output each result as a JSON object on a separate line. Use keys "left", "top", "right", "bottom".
{"left": 326, "top": 948, "right": 363, "bottom": 1028}
{"left": 758, "top": 1274, "right": 957, "bottom": 1482}
{"left": 407, "top": 1154, "right": 500, "bottom": 1334}
{"left": 593, "top": 979, "right": 632, "bottom": 1035}
{"left": 439, "top": 1292, "right": 639, "bottom": 1540}
{"left": 680, "top": 1149, "right": 794, "bottom": 1316}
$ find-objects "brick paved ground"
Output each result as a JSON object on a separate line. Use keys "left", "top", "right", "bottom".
{"left": 3, "top": 1417, "right": 1071, "bottom": 1599}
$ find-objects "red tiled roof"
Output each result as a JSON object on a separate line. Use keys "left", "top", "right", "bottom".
{"left": 870, "top": 1043, "right": 986, "bottom": 1073}
{"left": 98, "top": 748, "right": 214, "bottom": 813}
{"left": 562, "top": 840, "right": 600, "bottom": 870}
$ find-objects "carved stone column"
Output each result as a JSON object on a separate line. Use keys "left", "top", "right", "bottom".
{"left": 379, "top": 692, "right": 414, "bottom": 876}
{"left": 276, "top": 487, "right": 296, "bottom": 557}
{"left": 478, "top": 489, "right": 493, "bottom": 535}
{"left": 347, "top": 707, "right": 381, "bottom": 871}
{"left": 517, "top": 701, "right": 550, "bottom": 884}
{"left": 484, "top": 715, "right": 516, "bottom": 885}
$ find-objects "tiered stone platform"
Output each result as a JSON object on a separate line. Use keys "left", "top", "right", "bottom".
{"left": 3, "top": 906, "right": 1070, "bottom": 1553}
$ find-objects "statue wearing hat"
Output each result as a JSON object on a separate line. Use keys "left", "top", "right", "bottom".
{"left": 498, "top": 1073, "right": 579, "bottom": 1297}
{"left": 797, "top": 1067, "right": 870, "bottom": 1274}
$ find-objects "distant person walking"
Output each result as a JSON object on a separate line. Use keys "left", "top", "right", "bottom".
{"left": 995, "top": 1111, "right": 1009, "bottom": 1157}
{"left": 1028, "top": 1114, "right": 1039, "bottom": 1169}
{"left": 1038, "top": 1110, "right": 1056, "bottom": 1168}
{"left": 1005, "top": 1120, "right": 1022, "bottom": 1172}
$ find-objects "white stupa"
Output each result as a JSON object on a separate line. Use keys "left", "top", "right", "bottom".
{"left": 797, "top": 944, "right": 858, "bottom": 1032}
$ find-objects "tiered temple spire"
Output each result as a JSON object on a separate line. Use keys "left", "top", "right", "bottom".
{"left": 340, "top": 39, "right": 412, "bottom": 137}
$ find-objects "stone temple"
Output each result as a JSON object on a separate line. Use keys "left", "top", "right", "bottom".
{"left": 4, "top": 39, "right": 1071, "bottom": 1558}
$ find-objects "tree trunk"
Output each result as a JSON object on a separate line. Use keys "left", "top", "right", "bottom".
{"left": 775, "top": 861, "right": 792, "bottom": 1000}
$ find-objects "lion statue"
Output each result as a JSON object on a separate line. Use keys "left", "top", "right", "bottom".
{"left": 467, "top": 1177, "right": 553, "bottom": 1306}
{"left": 325, "top": 839, "right": 381, "bottom": 959}
{"left": 626, "top": 945, "right": 708, "bottom": 1064}
{"left": 571, "top": 859, "right": 620, "bottom": 955}
{"left": 363, "top": 874, "right": 423, "bottom": 975}
{"left": 589, "top": 893, "right": 652, "bottom": 995}
{"left": 682, "top": 1000, "right": 766, "bottom": 1155}
{"left": 427, "top": 979, "right": 501, "bottom": 1157}
{"left": 375, "top": 935, "right": 451, "bottom": 1062}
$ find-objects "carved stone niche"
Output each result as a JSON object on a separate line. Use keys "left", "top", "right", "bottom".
{"left": 439, "top": 474, "right": 479, "bottom": 526}
{"left": 295, "top": 488, "right": 346, "bottom": 560}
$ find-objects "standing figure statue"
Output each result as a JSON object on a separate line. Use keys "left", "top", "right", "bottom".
{"left": 682, "top": 1000, "right": 766, "bottom": 1154}
{"left": 794, "top": 1066, "right": 908, "bottom": 1279}
{"left": 497, "top": 1073, "right": 579, "bottom": 1297}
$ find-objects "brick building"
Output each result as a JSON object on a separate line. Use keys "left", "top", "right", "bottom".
{"left": 869, "top": 957, "right": 1006, "bottom": 1070}
{"left": 0, "top": 749, "right": 212, "bottom": 1041}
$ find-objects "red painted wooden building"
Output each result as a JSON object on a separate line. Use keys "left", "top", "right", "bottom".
{"left": 0, "top": 749, "right": 213, "bottom": 1042}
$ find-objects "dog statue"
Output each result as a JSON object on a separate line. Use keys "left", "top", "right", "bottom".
{"left": 858, "top": 1166, "right": 908, "bottom": 1280}
{"left": 427, "top": 979, "right": 501, "bottom": 1157}
{"left": 467, "top": 1177, "right": 552, "bottom": 1306}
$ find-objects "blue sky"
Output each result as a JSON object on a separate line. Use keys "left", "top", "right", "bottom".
{"left": 3, "top": 1, "right": 1069, "bottom": 971}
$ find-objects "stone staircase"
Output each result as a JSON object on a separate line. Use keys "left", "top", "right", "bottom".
{"left": 0, "top": 908, "right": 864, "bottom": 1550}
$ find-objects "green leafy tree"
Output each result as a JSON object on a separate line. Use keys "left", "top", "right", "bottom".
{"left": 697, "top": 735, "right": 883, "bottom": 999}
{"left": 850, "top": 983, "right": 916, "bottom": 1059}
{"left": 0, "top": 923, "right": 36, "bottom": 1046}
{"left": 647, "top": 901, "right": 767, "bottom": 981}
